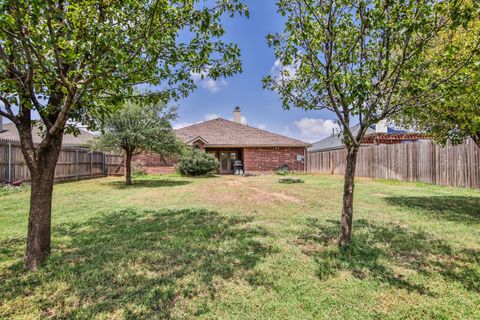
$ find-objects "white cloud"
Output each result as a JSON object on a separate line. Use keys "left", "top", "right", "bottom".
{"left": 292, "top": 118, "right": 340, "bottom": 142}
{"left": 173, "top": 114, "right": 219, "bottom": 129}
{"left": 204, "top": 113, "right": 220, "bottom": 121}
{"left": 270, "top": 59, "right": 299, "bottom": 82}
{"left": 172, "top": 122, "right": 193, "bottom": 130}
{"left": 257, "top": 123, "right": 267, "bottom": 130}
{"left": 191, "top": 71, "right": 227, "bottom": 94}
{"left": 281, "top": 125, "right": 292, "bottom": 136}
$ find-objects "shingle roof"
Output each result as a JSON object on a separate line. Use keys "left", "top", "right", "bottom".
{"left": 308, "top": 124, "right": 408, "bottom": 152}
{"left": 175, "top": 118, "right": 310, "bottom": 147}
{"left": 0, "top": 123, "right": 95, "bottom": 147}
{"left": 307, "top": 124, "right": 373, "bottom": 152}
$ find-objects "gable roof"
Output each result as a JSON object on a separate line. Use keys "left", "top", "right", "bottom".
{"left": 175, "top": 118, "right": 310, "bottom": 147}
{"left": 308, "top": 124, "right": 374, "bottom": 153}
{"left": 186, "top": 136, "right": 209, "bottom": 145}
{"left": 308, "top": 124, "right": 409, "bottom": 153}
{"left": 0, "top": 123, "right": 95, "bottom": 147}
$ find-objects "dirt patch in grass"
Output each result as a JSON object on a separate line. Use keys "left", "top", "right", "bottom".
{"left": 248, "top": 186, "right": 302, "bottom": 204}
{"left": 190, "top": 176, "right": 302, "bottom": 208}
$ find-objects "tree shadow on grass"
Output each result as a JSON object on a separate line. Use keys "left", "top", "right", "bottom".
{"left": 0, "top": 208, "right": 272, "bottom": 319}
{"left": 105, "top": 179, "right": 192, "bottom": 189}
{"left": 385, "top": 196, "right": 480, "bottom": 224}
{"left": 296, "top": 219, "right": 480, "bottom": 295}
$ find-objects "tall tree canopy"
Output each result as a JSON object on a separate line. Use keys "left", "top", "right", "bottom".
{"left": 93, "top": 101, "right": 183, "bottom": 186}
{"left": 263, "top": 0, "right": 478, "bottom": 247}
{"left": 0, "top": 0, "right": 247, "bottom": 270}
{"left": 396, "top": 19, "right": 480, "bottom": 147}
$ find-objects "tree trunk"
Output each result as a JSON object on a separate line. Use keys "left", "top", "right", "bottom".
{"left": 24, "top": 134, "right": 63, "bottom": 271}
{"left": 339, "top": 145, "right": 359, "bottom": 248}
{"left": 125, "top": 150, "right": 132, "bottom": 186}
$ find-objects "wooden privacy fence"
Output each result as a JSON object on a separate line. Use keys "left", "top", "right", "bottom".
{"left": 0, "top": 139, "right": 124, "bottom": 184}
{"left": 307, "top": 139, "right": 480, "bottom": 189}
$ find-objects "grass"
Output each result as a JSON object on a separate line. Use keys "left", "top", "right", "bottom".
{"left": 0, "top": 174, "right": 479, "bottom": 319}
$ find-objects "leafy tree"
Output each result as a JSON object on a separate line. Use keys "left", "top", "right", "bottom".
{"left": 0, "top": 0, "right": 247, "bottom": 270}
{"left": 176, "top": 149, "right": 219, "bottom": 176}
{"left": 396, "top": 19, "right": 480, "bottom": 147}
{"left": 263, "top": 0, "right": 478, "bottom": 247}
{"left": 93, "top": 101, "right": 183, "bottom": 185}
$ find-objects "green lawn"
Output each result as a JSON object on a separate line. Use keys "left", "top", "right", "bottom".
{"left": 1, "top": 174, "right": 479, "bottom": 319}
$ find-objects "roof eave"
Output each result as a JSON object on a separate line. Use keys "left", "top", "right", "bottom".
{"left": 308, "top": 142, "right": 376, "bottom": 153}
{"left": 205, "top": 144, "right": 310, "bottom": 148}
{"left": 186, "top": 136, "right": 209, "bottom": 145}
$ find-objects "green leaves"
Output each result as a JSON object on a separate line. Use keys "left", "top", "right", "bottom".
{"left": 395, "top": 16, "right": 480, "bottom": 146}
{"left": 177, "top": 149, "right": 219, "bottom": 176}
{"left": 263, "top": 0, "right": 478, "bottom": 145}
{"left": 0, "top": 0, "right": 247, "bottom": 133}
{"left": 92, "top": 100, "right": 183, "bottom": 158}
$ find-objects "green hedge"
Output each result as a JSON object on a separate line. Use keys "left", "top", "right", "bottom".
{"left": 176, "top": 149, "right": 219, "bottom": 176}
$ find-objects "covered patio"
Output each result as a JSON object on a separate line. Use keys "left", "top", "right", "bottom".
{"left": 206, "top": 148, "right": 244, "bottom": 174}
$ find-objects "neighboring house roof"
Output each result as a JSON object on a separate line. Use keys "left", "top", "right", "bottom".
{"left": 362, "top": 132, "right": 429, "bottom": 144}
{"left": 308, "top": 124, "right": 409, "bottom": 153}
{"left": 175, "top": 118, "right": 310, "bottom": 147}
{"left": 308, "top": 124, "right": 374, "bottom": 153}
{"left": 0, "top": 123, "right": 95, "bottom": 147}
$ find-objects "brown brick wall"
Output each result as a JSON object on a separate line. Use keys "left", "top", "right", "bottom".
{"left": 132, "top": 152, "right": 176, "bottom": 174}
{"left": 132, "top": 147, "right": 307, "bottom": 175}
{"left": 243, "top": 147, "right": 306, "bottom": 173}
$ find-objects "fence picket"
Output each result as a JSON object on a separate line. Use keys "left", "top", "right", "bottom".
{"left": 0, "top": 139, "right": 124, "bottom": 184}
{"left": 307, "top": 139, "right": 480, "bottom": 189}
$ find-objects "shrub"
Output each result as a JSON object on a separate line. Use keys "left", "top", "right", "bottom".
{"left": 274, "top": 164, "right": 292, "bottom": 176}
{"left": 177, "top": 149, "right": 219, "bottom": 176}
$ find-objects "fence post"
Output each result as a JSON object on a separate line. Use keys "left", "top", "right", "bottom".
{"left": 329, "top": 152, "right": 334, "bottom": 175}
{"left": 7, "top": 141, "right": 12, "bottom": 184}
{"left": 90, "top": 152, "right": 93, "bottom": 178}
{"left": 104, "top": 153, "right": 107, "bottom": 176}
{"left": 75, "top": 149, "right": 79, "bottom": 180}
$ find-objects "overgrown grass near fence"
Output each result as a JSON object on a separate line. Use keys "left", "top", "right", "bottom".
{"left": 308, "top": 139, "right": 480, "bottom": 189}
{"left": 0, "top": 139, "right": 124, "bottom": 183}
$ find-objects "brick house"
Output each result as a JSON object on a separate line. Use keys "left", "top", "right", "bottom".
{"left": 134, "top": 107, "right": 310, "bottom": 174}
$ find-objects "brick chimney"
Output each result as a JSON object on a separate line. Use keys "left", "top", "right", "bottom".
{"left": 233, "top": 106, "right": 242, "bottom": 124}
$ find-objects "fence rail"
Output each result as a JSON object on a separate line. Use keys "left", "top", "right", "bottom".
{"left": 307, "top": 139, "right": 480, "bottom": 189}
{"left": 0, "top": 139, "right": 124, "bottom": 184}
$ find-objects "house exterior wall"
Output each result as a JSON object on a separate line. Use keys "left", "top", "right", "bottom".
{"left": 243, "top": 147, "right": 306, "bottom": 173}
{"left": 132, "top": 147, "right": 307, "bottom": 175}
{"left": 132, "top": 152, "right": 176, "bottom": 174}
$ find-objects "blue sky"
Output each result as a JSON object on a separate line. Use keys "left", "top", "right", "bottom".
{"left": 173, "top": 0, "right": 338, "bottom": 143}
{"left": 0, "top": 1, "right": 339, "bottom": 143}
